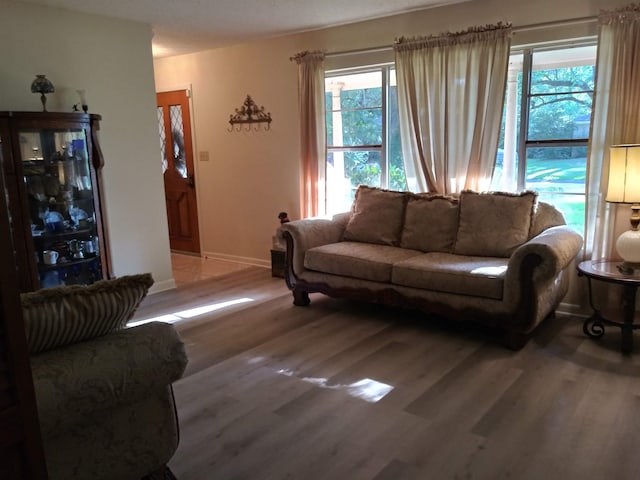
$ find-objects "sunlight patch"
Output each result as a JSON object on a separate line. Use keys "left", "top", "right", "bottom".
{"left": 277, "top": 369, "right": 393, "bottom": 403}
{"left": 128, "top": 297, "right": 254, "bottom": 327}
{"left": 470, "top": 266, "right": 507, "bottom": 276}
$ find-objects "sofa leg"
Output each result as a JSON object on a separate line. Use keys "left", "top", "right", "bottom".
{"left": 292, "top": 289, "right": 310, "bottom": 306}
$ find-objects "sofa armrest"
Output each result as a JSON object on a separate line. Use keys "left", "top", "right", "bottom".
{"left": 281, "top": 213, "right": 350, "bottom": 277}
{"left": 31, "top": 321, "right": 188, "bottom": 437}
{"left": 507, "top": 225, "right": 583, "bottom": 285}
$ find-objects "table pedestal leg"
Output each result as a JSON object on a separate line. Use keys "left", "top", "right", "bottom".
{"left": 621, "top": 285, "right": 637, "bottom": 354}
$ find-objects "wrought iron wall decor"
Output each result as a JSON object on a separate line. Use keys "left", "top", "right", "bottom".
{"left": 228, "top": 95, "right": 272, "bottom": 132}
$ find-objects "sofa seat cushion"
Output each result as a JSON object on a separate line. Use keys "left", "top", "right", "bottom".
{"left": 305, "top": 241, "right": 422, "bottom": 283}
{"left": 391, "top": 252, "right": 508, "bottom": 300}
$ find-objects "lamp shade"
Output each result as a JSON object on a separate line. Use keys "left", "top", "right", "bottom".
{"left": 30, "top": 74, "right": 55, "bottom": 94}
{"left": 606, "top": 144, "right": 640, "bottom": 204}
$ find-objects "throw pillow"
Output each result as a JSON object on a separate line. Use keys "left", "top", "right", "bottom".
{"left": 21, "top": 273, "right": 154, "bottom": 354}
{"left": 453, "top": 190, "right": 537, "bottom": 257}
{"left": 343, "top": 185, "right": 408, "bottom": 246}
{"left": 400, "top": 194, "right": 459, "bottom": 252}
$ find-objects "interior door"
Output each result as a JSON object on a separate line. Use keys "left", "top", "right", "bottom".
{"left": 157, "top": 90, "right": 200, "bottom": 254}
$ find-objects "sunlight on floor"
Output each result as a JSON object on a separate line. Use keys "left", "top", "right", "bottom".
{"left": 277, "top": 368, "right": 394, "bottom": 403}
{"left": 129, "top": 297, "right": 255, "bottom": 327}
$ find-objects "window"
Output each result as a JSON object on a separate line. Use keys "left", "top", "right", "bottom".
{"left": 325, "top": 44, "right": 595, "bottom": 229}
{"left": 491, "top": 44, "right": 596, "bottom": 234}
{"left": 325, "top": 66, "right": 406, "bottom": 214}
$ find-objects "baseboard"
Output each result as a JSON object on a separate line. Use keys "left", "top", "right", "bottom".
{"left": 201, "top": 251, "right": 270, "bottom": 269}
{"left": 556, "top": 302, "right": 589, "bottom": 319}
{"left": 149, "top": 278, "right": 177, "bottom": 294}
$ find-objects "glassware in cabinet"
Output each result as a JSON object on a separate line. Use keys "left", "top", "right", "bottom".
{"left": 0, "top": 112, "right": 111, "bottom": 291}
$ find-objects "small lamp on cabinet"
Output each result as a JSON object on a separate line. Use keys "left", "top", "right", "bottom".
{"left": 30, "top": 74, "right": 55, "bottom": 112}
{"left": 606, "top": 144, "right": 640, "bottom": 273}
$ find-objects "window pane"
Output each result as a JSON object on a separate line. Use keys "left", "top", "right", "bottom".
{"left": 345, "top": 150, "right": 382, "bottom": 187}
{"left": 525, "top": 146, "right": 587, "bottom": 194}
{"left": 340, "top": 107, "right": 382, "bottom": 146}
{"left": 157, "top": 107, "right": 167, "bottom": 173}
{"left": 325, "top": 67, "right": 406, "bottom": 215}
{"left": 528, "top": 93, "right": 592, "bottom": 140}
{"left": 537, "top": 192, "right": 585, "bottom": 234}
{"left": 169, "top": 104, "right": 187, "bottom": 178}
{"left": 325, "top": 72, "right": 382, "bottom": 148}
{"left": 530, "top": 65, "right": 595, "bottom": 94}
{"left": 340, "top": 88, "right": 382, "bottom": 110}
{"left": 326, "top": 150, "right": 381, "bottom": 213}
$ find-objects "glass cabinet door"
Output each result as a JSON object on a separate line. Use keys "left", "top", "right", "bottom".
{"left": 19, "top": 126, "right": 102, "bottom": 288}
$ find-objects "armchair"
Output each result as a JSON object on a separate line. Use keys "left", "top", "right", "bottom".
{"left": 21, "top": 274, "right": 188, "bottom": 480}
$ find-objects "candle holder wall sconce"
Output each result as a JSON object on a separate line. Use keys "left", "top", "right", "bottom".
{"left": 228, "top": 95, "right": 272, "bottom": 132}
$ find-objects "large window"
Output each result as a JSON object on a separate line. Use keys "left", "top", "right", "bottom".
{"left": 324, "top": 66, "right": 406, "bottom": 214}
{"left": 325, "top": 44, "right": 596, "bottom": 231}
{"left": 491, "top": 44, "right": 596, "bottom": 234}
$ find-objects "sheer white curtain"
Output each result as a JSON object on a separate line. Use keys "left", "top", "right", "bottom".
{"left": 394, "top": 24, "right": 512, "bottom": 194}
{"left": 292, "top": 51, "right": 326, "bottom": 218}
{"left": 585, "top": 5, "right": 640, "bottom": 260}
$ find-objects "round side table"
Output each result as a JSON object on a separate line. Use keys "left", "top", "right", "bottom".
{"left": 577, "top": 260, "right": 640, "bottom": 354}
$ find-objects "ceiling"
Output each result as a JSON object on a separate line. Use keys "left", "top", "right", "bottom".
{"left": 15, "top": 0, "right": 469, "bottom": 57}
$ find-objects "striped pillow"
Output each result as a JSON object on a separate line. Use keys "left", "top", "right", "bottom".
{"left": 21, "top": 273, "right": 154, "bottom": 354}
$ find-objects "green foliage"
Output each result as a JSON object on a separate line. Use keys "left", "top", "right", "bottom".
{"left": 327, "top": 83, "right": 408, "bottom": 191}
{"left": 498, "top": 65, "right": 594, "bottom": 161}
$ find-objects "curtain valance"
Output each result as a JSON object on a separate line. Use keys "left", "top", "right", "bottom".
{"left": 599, "top": 3, "right": 640, "bottom": 25}
{"left": 290, "top": 50, "right": 326, "bottom": 64}
{"left": 394, "top": 22, "right": 512, "bottom": 52}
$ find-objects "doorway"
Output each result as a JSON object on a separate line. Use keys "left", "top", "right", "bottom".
{"left": 157, "top": 90, "right": 200, "bottom": 254}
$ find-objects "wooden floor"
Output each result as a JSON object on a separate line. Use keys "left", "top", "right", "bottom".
{"left": 132, "top": 265, "right": 640, "bottom": 480}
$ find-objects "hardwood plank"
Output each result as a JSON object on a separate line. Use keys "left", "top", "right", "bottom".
{"left": 155, "top": 268, "right": 640, "bottom": 480}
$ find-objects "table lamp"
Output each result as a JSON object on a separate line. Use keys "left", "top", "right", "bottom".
{"left": 30, "top": 75, "right": 55, "bottom": 112}
{"left": 606, "top": 144, "right": 640, "bottom": 274}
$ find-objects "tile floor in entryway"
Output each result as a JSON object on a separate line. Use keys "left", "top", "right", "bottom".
{"left": 170, "top": 252, "right": 255, "bottom": 287}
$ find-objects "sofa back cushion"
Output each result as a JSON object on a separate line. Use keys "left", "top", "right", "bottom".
{"left": 453, "top": 190, "right": 537, "bottom": 257}
{"left": 21, "top": 273, "right": 154, "bottom": 354}
{"left": 400, "top": 194, "right": 459, "bottom": 252}
{"left": 343, "top": 186, "right": 408, "bottom": 246}
{"left": 529, "top": 201, "right": 567, "bottom": 237}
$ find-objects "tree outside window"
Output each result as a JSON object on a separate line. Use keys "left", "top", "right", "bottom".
{"left": 492, "top": 44, "right": 596, "bottom": 234}
{"left": 325, "top": 67, "right": 406, "bottom": 214}
{"left": 326, "top": 44, "right": 595, "bottom": 231}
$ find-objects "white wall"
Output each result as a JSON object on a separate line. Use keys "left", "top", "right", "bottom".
{"left": 0, "top": 1, "right": 175, "bottom": 292}
{"left": 154, "top": 0, "right": 630, "bottom": 309}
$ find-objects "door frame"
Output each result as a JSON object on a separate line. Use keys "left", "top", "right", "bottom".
{"left": 156, "top": 84, "right": 203, "bottom": 255}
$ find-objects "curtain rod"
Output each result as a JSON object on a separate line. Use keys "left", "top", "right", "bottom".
{"left": 325, "top": 15, "right": 598, "bottom": 58}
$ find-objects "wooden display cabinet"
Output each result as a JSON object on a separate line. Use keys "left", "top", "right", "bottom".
{"left": 0, "top": 111, "right": 111, "bottom": 292}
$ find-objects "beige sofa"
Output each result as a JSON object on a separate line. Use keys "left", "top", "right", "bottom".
{"left": 22, "top": 274, "right": 188, "bottom": 480}
{"left": 281, "top": 186, "right": 583, "bottom": 348}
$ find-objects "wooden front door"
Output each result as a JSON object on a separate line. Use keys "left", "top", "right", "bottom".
{"left": 157, "top": 90, "right": 200, "bottom": 254}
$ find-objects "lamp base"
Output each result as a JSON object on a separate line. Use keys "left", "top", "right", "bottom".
{"left": 616, "top": 261, "right": 640, "bottom": 275}
{"left": 616, "top": 229, "right": 640, "bottom": 275}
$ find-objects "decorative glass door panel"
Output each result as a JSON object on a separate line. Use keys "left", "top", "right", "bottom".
{"left": 21, "top": 127, "right": 101, "bottom": 288}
